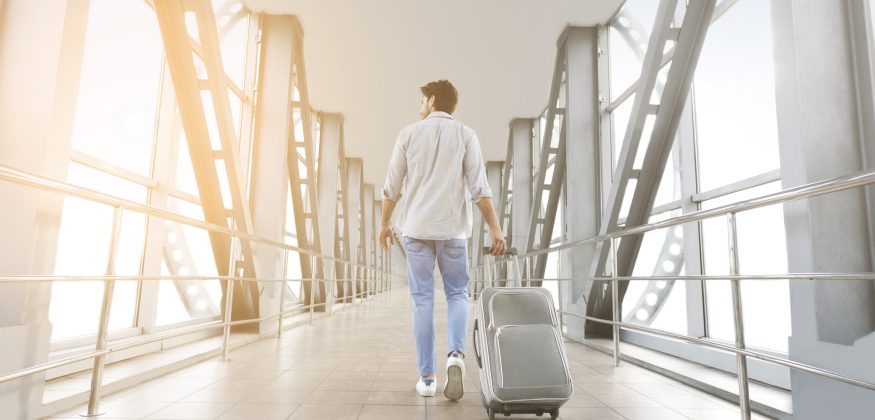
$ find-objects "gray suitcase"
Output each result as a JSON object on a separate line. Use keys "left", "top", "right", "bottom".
{"left": 473, "top": 287, "right": 573, "bottom": 419}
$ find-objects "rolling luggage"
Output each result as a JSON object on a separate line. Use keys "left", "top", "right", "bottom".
{"left": 473, "top": 286, "right": 573, "bottom": 419}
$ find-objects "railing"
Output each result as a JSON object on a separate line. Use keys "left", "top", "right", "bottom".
{"left": 470, "top": 167, "right": 875, "bottom": 419}
{"left": 0, "top": 164, "right": 400, "bottom": 417}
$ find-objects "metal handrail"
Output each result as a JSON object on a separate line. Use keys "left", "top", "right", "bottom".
{"left": 519, "top": 167, "right": 875, "bottom": 260}
{"left": 470, "top": 167, "right": 875, "bottom": 419}
{"left": 0, "top": 163, "right": 400, "bottom": 416}
{"left": 0, "top": 164, "right": 353, "bottom": 263}
{"left": 469, "top": 273, "right": 875, "bottom": 282}
{"left": 560, "top": 313, "right": 875, "bottom": 392}
{"left": 0, "top": 275, "right": 394, "bottom": 284}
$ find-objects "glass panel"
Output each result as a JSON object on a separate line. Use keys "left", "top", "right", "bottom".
{"left": 156, "top": 198, "right": 223, "bottom": 326}
{"left": 70, "top": 0, "right": 162, "bottom": 176}
{"left": 174, "top": 128, "right": 200, "bottom": 197}
{"left": 694, "top": 0, "right": 780, "bottom": 192}
{"left": 284, "top": 247, "right": 303, "bottom": 302}
{"left": 611, "top": 93, "right": 635, "bottom": 170}
{"left": 212, "top": 0, "right": 249, "bottom": 85}
{"left": 701, "top": 181, "right": 790, "bottom": 352}
{"left": 653, "top": 148, "right": 681, "bottom": 207}
{"left": 542, "top": 252, "right": 560, "bottom": 310}
{"left": 623, "top": 210, "right": 688, "bottom": 335}
{"left": 50, "top": 164, "right": 146, "bottom": 340}
{"left": 156, "top": 261, "right": 195, "bottom": 326}
{"left": 608, "top": 0, "right": 661, "bottom": 99}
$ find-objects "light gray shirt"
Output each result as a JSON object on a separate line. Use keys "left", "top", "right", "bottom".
{"left": 381, "top": 111, "right": 492, "bottom": 240}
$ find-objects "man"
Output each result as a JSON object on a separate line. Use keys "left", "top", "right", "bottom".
{"left": 379, "top": 79, "right": 506, "bottom": 400}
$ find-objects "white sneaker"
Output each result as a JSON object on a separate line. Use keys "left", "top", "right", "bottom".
{"left": 443, "top": 353, "right": 465, "bottom": 400}
{"left": 416, "top": 378, "right": 436, "bottom": 397}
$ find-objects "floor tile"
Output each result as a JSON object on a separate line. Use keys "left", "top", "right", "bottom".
{"left": 358, "top": 404, "right": 427, "bottom": 420}
{"left": 366, "top": 390, "right": 426, "bottom": 405}
{"left": 285, "top": 404, "right": 362, "bottom": 420}
{"left": 143, "top": 402, "right": 234, "bottom": 419}
{"left": 613, "top": 407, "right": 690, "bottom": 420}
{"left": 215, "top": 403, "right": 298, "bottom": 420}
{"left": 301, "top": 390, "right": 368, "bottom": 405}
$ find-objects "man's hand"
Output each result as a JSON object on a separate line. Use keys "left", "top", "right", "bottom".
{"left": 379, "top": 225, "right": 395, "bottom": 252}
{"left": 488, "top": 228, "right": 507, "bottom": 256}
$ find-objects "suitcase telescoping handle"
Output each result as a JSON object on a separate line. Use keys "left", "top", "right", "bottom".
{"left": 482, "top": 246, "right": 522, "bottom": 284}
{"left": 473, "top": 318, "right": 482, "bottom": 368}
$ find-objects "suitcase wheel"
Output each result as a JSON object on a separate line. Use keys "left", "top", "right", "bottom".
{"left": 486, "top": 408, "right": 495, "bottom": 420}
{"left": 550, "top": 408, "right": 559, "bottom": 419}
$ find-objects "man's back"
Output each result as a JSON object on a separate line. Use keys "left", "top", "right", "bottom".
{"left": 382, "top": 111, "right": 491, "bottom": 240}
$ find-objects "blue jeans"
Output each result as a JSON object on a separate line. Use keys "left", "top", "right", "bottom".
{"left": 403, "top": 236, "right": 470, "bottom": 377}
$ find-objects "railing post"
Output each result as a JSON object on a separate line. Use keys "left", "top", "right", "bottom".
{"left": 610, "top": 237, "right": 621, "bottom": 368}
{"left": 556, "top": 252, "right": 565, "bottom": 336}
{"left": 222, "top": 237, "right": 238, "bottom": 362}
{"left": 340, "top": 261, "right": 350, "bottom": 312}
{"left": 512, "top": 255, "right": 523, "bottom": 287}
{"left": 524, "top": 255, "right": 531, "bottom": 287}
{"left": 309, "top": 255, "right": 317, "bottom": 325}
{"left": 328, "top": 260, "right": 336, "bottom": 316}
{"left": 356, "top": 262, "right": 363, "bottom": 304}
{"left": 83, "top": 206, "right": 123, "bottom": 417}
{"left": 276, "top": 250, "right": 288, "bottom": 339}
{"left": 727, "top": 212, "right": 752, "bottom": 420}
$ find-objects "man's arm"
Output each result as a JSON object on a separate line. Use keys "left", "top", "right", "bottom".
{"left": 476, "top": 197, "right": 507, "bottom": 256}
{"left": 379, "top": 130, "right": 407, "bottom": 252}
{"left": 379, "top": 199, "right": 398, "bottom": 252}
{"left": 461, "top": 129, "right": 506, "bottom": 256}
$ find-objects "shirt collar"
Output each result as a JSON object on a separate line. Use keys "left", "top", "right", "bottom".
{"left": 426, "top": 111, "right": 453, "bottom": 120}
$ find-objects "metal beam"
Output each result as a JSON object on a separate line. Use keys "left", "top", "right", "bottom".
{"left": 284, "top": 17, "right": 324, "bottom": 309}
{"left": 526, "top": 36, "right": 568, "bottom": 284}
{"left": 153, "top": 0, "right": 260, "bottom": 323}
{"left": 585, "top": 0, "right": 718, "bottom": 336}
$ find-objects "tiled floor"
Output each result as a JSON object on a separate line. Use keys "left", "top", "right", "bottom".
{"left": 46, "top": 286, "right": 772, "bottom": 419}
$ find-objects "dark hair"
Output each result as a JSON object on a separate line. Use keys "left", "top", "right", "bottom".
{"left": 420, "top": 80, "right": 459, "bottom": 114}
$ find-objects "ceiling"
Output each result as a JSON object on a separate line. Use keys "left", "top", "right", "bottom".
{"left": 244, "top": 0, "right": 622, "bottom": 186}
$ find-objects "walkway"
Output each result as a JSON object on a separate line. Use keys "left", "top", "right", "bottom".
{"left": 47, "top": 286, "right": 770, "bottom": 419}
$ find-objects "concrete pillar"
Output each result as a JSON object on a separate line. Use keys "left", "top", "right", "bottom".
{"left": 317, "top": 113, "right": 342, "bottom": 304}
{"left": 363, "top": 184, "right": 374, "bottom": 295}
{"left": 0, "top": 0, "right": 90, "bottom": 417}
{"left": 560, "top": 27, "right": 601, "bottom": 337}
{"left": 249, "top": 15, "right": 294, "bottom": 333}
{"left": 345, "top": 158, "right": 363, "bottom": 299}
{"left": 485, "top": 161, "right": 505, "bottom": 285}
{"left": 772, "top": 0, "right": 875, "bottom": 416}
{"left": 510, "top": 119, "right": 533, "bottom": 256}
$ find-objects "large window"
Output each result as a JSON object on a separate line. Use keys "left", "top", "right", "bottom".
{"left": 50, "top": 0, "right": 259, "bottom": 342}
{"left": 701, "top": 183, "right": 789, "bottom": 352}
{"left": 604, "top": 0, "right": 790, "bottom": 386}
{"left": 694, "top": 0, "right": 780, "bottom": 192}
{"left": 51, "top": 0, "right": 162, "bottom": 340}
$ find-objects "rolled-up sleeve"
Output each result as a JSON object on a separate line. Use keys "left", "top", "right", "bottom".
{"left": 462, "top": 130, "right": 493, "bottom": 203}
{"left": 381, "top": 130, "right": 407, "bottom": 201}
